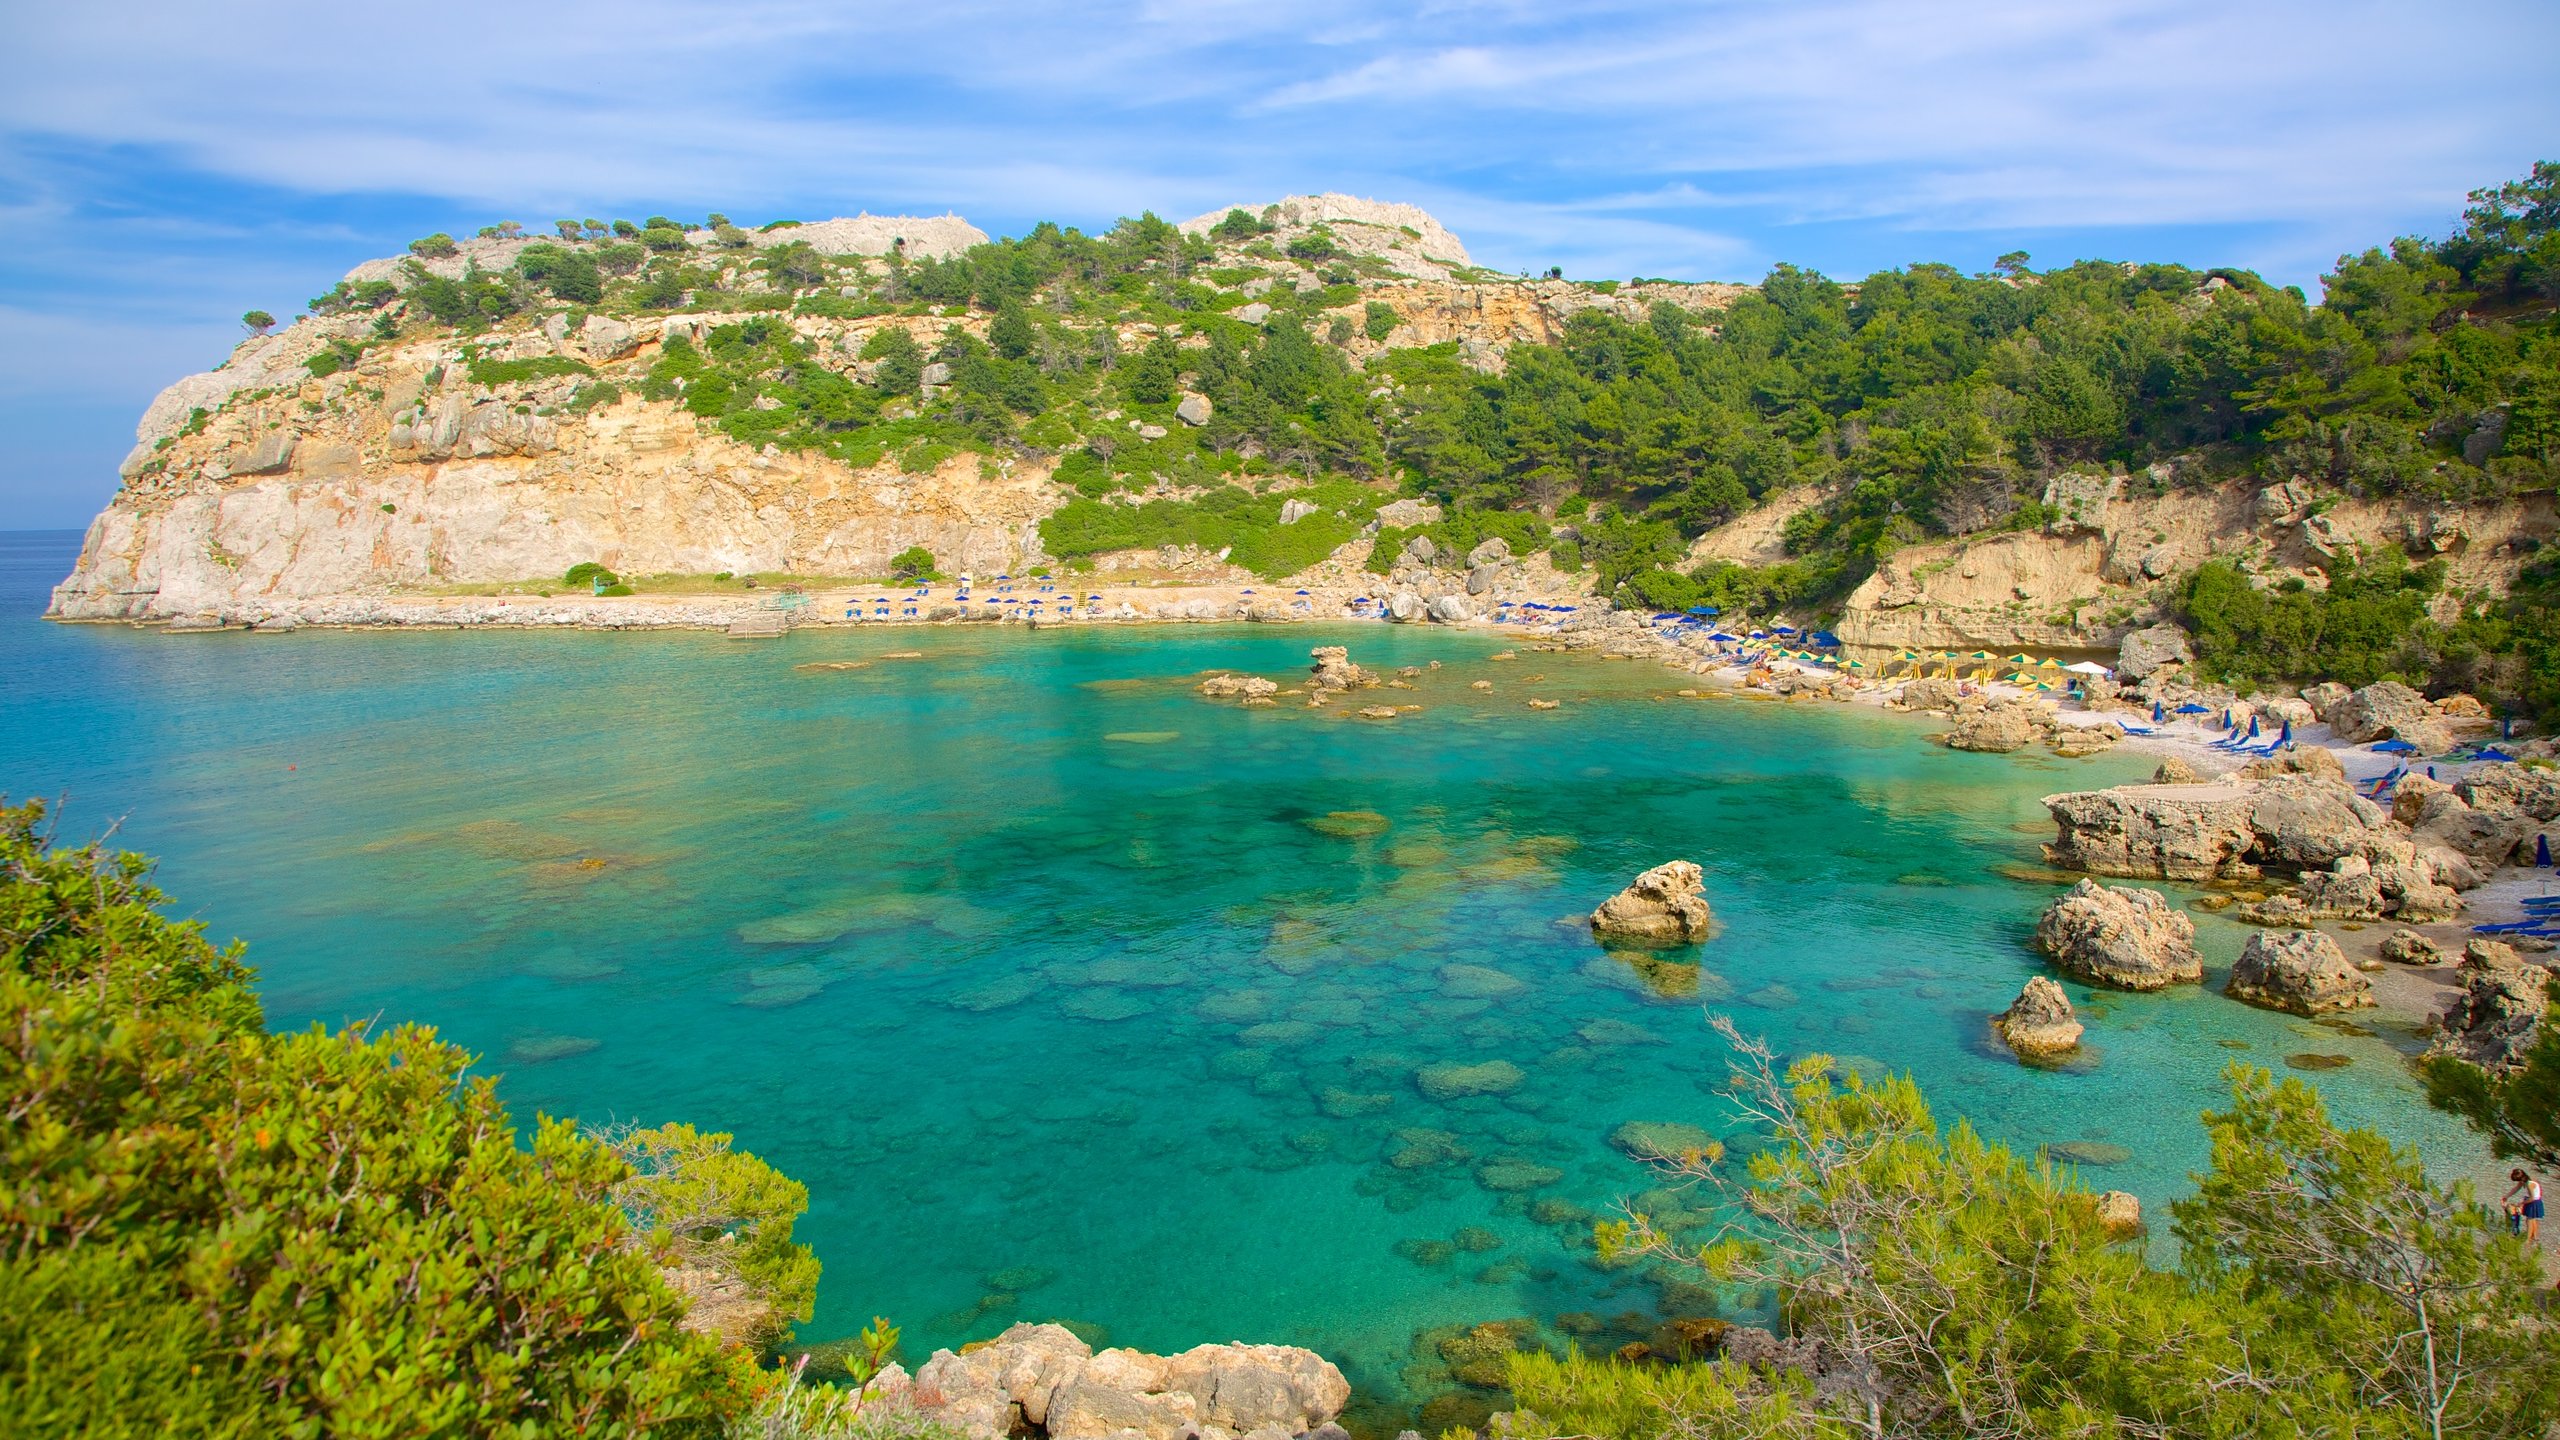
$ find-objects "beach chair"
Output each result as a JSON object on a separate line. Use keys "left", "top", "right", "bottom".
{"left": 2119, "top": 724, "right": 2156, "bottom": 736}
{"left": 2473, "top": 921, "right": 2560, "bottom": 936}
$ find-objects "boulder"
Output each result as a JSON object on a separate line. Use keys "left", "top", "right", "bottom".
{"left": 2325, "top": 681, "right": 2454, "bottom": 754}
{"left": 912, "top": 1324, "right": 1350, "bottom": 1440}
{"left": 1609, "top": 1121, "right": 1723, "bottom": 1165}
{"left": 1944, "top": 702, "right": 2043, "bottom": 753}
{"left": 577, "top": 314, "right": 641, "bottom": 360}
{"left": 2263, "top": 855, "right": 2387, "bottom": 921}
{"left": 1427, "top": 595, "right": 1474, "bottom": 624}
{"left": 2035, "top": 880, "right": 2204, "bottom": 990}
{"left": 1175, "top": 394, "right": 1213, "bottom": 426}
{"left": 2151, "top": 757, "right": 2199, "bottom": 784}
{"left": 1234, "top": 303, "right": 1272, "bottom": 326}
{"left": 2245, "top": 775, "right": 2393, "bottom": 871}
{"left": 2094, "top": 1191, "right": 2143, "bottom": 1239}
{"left": 1375, "top": 499, "right": 1442, "bottom": 528}
{"left": 1895, "top": 678, "right": 1961, "bottom": 712}
{"left": 2116, "top": 625, "right": 2192, "bottom": 682}
{"left": 2042, "top": 786, "right": 2257, "bottom": 881}
{"left": 1590, "top": 861, "right": 1714, "bottom": 945}
{"left": 2049, "top": 722, "right": 2123, "bottom": 758}
{"left": 2430, "top": 940, "right": 2551, "bottom": 1074}
{"left": 2255, "top": 479, "right": 2314, "bottom": 526}
{"left": 2300, "top": 681, "right": 2352, "bottom": 721}
{"left": 1307, "top": 647, "right": 1376, "bottom": 690}
{"left": 1277, "top": 499, "right": 1319, "bottom": 525}
{"left": 2226, "top": 930, "right": 2372, "bottom": 1015}
{"left": 1993, "top": 976, "right": 2084, "bottom": 1057}
{"left": 1403, "top": 535, "right": 1438, "bottom": 563}
{"left": 2233, "top": 746, "right": 2345, "bottom": 781}
{"left": 919, "top": 361, "right": 953, "bottom": 388}
{"left": 2459, "top": 763, "right": 2560, "bottom": 821}
{"left": 1466, "top": 537, "right": 1513, "bottom": 567}
{"left": 2380, "top": 928, "right": 2444, "bottom": 965}
{"left": 1384, "top": 592, "right": 1427, "bottom": 624}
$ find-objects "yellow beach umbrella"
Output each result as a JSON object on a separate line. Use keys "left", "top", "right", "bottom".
{"left": 2006, "top": 654, "right": 2032, "bottom": 666}
{"left": 2037, "top": 657, "right": 2065, "bottom": 669}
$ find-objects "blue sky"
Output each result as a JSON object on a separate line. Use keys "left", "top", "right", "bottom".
{"left": 3, "top": 0, "right": 2554, "bottom": 528}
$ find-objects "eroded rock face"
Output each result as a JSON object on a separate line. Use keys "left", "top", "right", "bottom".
{"left": 2226, "top": 930, "right": 2372, "bottom": 1015}
{"left": 1994, "top": 976, "right": 2084, "bottom": 1057}
{"left": 1943, "top": 701, "right": 2043, "bottom": 753}
{"left": 1590, "top": 861, "right": 1714, "bottom": 945}
{"left": 2042, "top": 786, "right": 2258, "bottom": 881}
{"left": 2246, "top": 775, "right": 2394, "bottom": 870}
{"left": 2035, "top": 879, "right": 2203, "bottom": 990}
{"left": 2430, "top": 940, "right": 2551, "bottom": 1074}
{"left": 911, "top": 1324, "right": 1350, "bottom": 1440}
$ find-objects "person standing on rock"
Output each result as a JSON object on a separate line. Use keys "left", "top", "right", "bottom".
{"left": 2507, "top": 1169, "right": 2544, "bottom": 1244}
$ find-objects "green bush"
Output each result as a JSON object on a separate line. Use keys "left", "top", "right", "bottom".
{"left": 303, "top": 338, "right": 363, "bottom": 377}
{"left": 1040, "top": 480, "right": 1375, "bottom": 580}
{"left": 889, "top": 546, "right": 936, "bottom": 580}
{"left": 564, "top": 561, "right": 619, "bottom": 587}
{"left": 467, "top": 354, "right": 595, "bottom": 386}
{"left": 0, "top": 801, "right": 763, "bottom": 1438}
{"left": 2176, "top": 551, "right": 2444, "bottom": 690}
{"left": 1362, "top": 301, "right": 1398, "bottom": 342}
{"left": 408, "top": 232, "right": 458, "bottom": 259}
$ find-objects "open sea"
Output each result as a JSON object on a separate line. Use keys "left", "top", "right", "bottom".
{"left": 0, "top": 528, "right": 2489, "bottom": 1424}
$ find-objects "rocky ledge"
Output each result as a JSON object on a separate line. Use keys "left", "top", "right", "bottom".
{"left": 2034, "top": 879, "right": 2202, "bottom": 991}
{"left": 878, "top": 1323, "right": 1350, "bottom": 1440}
{"left": 1589, "top": 861, "right": 1714, "bottom": 945}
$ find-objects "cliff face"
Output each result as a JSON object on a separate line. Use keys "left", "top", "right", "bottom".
{"left": 1823, "top": 469, "right": 2556, "bottom": 655}
{"left": 51, "top": 216, "right": 1745, "bottom": 623}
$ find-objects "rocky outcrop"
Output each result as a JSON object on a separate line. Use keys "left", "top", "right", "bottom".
{"left": 2116, "top": 625, "right": 2191, "bottom": 681}
{"left": 1307, "top": 647, "right": 1376, "bottom": 690}
{"left": 2049, "top": 722, "right": 2122, "bottom": 757}
{"left": 2242, "top": 852, "right": 2461, "bottom": 925}
{"left": 1994, "top": 976, "right": 2085, "bottom": 1057}
{"left": 1943, "top": 701, "right": 2043, "bottom": 753}
{"left": 2324, "top": 681, "right": 2454, "bottom": 755}
{"left": 2244, "top": 775, "right": 2395, "bottom": 870}
{"left": 909, "top": 1323, "right": 1349, "bottom": 1440}
{"left": 1590, "top": 861, "right": 1714, "bottom": 945}
{"left": 2226, "top": 930, "right": 2372, "bottom": 1015}
{"left": 2042, "top": 785, "right": 2258, "bottom": 881}
{"left": 1199, "top": 674, "right": 1279, "bottom": 700}
{"left": 2381, "top": 928, "right": 2445, "bottom": 965}
{"left": 2430, "top": 940, "right": 2551, "bottom": 1073}
{"left": 2035, "top": 880, "right": 2203, "bottom": 990}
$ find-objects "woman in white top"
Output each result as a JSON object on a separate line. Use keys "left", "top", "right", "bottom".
{"left": 2506, "top": 1168, "right": 2544, "bottom": 1244}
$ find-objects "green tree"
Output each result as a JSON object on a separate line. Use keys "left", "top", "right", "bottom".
{"left": 863, "top": 327, "right": 925, "bottom": 395}
{"left": 1122, "top": 335, "right": 1181, "bottom": 404}
{"left": 989, "top": 301, "right": 1036, "bottom": 360}
{"left": 888, "top": 545, "right": 936, "bottom": 579}
{"left": 408, "top": 232, "right": 458, "bottom": 259}
{"left": 240, "top": 309, "right": 275, "bottom": 336}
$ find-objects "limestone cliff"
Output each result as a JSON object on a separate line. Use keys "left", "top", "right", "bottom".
{"left": 1812, "top": 467, "right": 2556, "bottom": 656}
{"left": 51, "top": 206, "right": 1745, "bottom": 624}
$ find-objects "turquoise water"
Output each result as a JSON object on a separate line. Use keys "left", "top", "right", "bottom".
{"left": 0, "top": 530, "right": 2488, "bottom": 1419}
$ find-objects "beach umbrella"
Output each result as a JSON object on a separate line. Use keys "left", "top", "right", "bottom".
{"left": 1968, "top": 650, "right": 1995, "bottom": 661}
{"left": 2372, "top": 738, "right": 2418, "bottom": 754}
{"left": 2065, "top": 661, "right": 2113, "bottom": 677}
{"left": 2538, "top": 833, "right": 2550, "bottom": 867}
{"left": 1810, "top": 631, "right": 1840, "bottom": 647}
{"left": 2480, "top": 746, "right": 2516, "bottom": 762}
{"left": 1296, "top": 589, "right": 1311, "bottom": 595}
{"left": 2006, "top": 654, "right": 2032, "bottom": 666}
{"left": 2247, "top": 717, "right": 2261, "bottom": 738}
{"left": 2037, "top": 657, "right": 2065, "bottom": 669}
{"left": 1843, "top": 659, "right": 1865, "bottom": 669}
{"left": 2175, "top": 703, "right": 2211, "bottom": 715}
{"left": 1688, "top": 605, "right": 1720, "bottom": 616}
{"left": 1773, "top": 624, "right": 1797, "bottom": 635}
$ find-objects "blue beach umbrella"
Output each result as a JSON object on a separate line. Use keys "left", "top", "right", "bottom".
{"left": 2152, "top": 701, "right": 2165, "bottom": 723}
{"left": 2247, "top": 717, "right": 2261, "bottom": 738}
{"left": 2278, "top": 721, "right": 2292, "bottom": 746}
{"left": 2371, "top": 739, "right": 2418, "bottom": 754}
{"left": 1810, "top": 631, "right": 1840, "bottom": 647}
{"left": 1688, "top": 606, "right": 1720, "bottom": 616}
{"left": 2538, "top": 833, "right": 2551, "bottom": 867}
{"left": 2480, "top": 747, "right": 2517, "bottom": 762}
{"left": 2174, "top": 703, "right": 2211, "bottom": 715}
{"left": 1296, "top": 589, "right": 1310, "bottom": 595}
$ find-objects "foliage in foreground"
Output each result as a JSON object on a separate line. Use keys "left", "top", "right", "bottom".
{"left": 1548, "top": 1016, "right": 2560, "bottom": 1439}
{"left": 0, "top": 800, "right": 821, "bottom": 1437}
{"left": 2423, "top": 974, "right": 2560, "bottom": 1173}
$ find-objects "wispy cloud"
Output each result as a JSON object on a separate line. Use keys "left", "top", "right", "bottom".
{"left": 2, "top": 0, "right": 2554, "bottom": 523}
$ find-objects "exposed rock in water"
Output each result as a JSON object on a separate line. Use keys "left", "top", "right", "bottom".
{"left": 1199, "top": 673, "right": 1279, "bottom": 699}
{"left": 1609, "top": 1121, "right": 1723, "bottom": 1164}
{"left": 2430, "top": 940, "right": 2551, "bottom": 1073}
{"left": 1942, "top": 700, "right": 2045, "bottom": 753}
{"left": 2049, "top": 722, "right": 2122, "bottom": 757}
{"left": 1993, "top": 976, "right": 2085, "bottom": 1057}
{"left": 2226, "top": 930, "right": 2373, "bottom": 1015}
{"left": 909, "top": 1322, "right": 1351, "bottom": 1440}
{"left": 1589, "top": 860, "right": 1714, "bottom": 945}
{"left": 2041, "top": 785, "right": 2257, "bottom": 881}
{"left": 1307, "top": 647, "right": 1377, "bottom": 690}
{"left": 2035, "top": 879, "right": 2203, "bottom": 990}
{"left": 2150, "top": 757, "right": 2199, "bottom": 784}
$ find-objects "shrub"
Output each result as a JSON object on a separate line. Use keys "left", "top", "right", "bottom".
{"left": 0, "top": 801, "right": 763, "bottom": 1438}
{"left": 466, "top": 354, "right": 594, "bottom": 386}
{"left": 303, "top": 338, "right": 363, "bottom": 377}
{"left": 408, "top": 232, "right": 458, "bottom": 259}
{"left": 564, "top": 561, "right": 619, "bottom": 587}
{"left": 642, "top": 225, "right": 691, "bottom": 253}
{"left": 1363, "top": 302, "right": 1398, "bottom": 342}
{"left": 1285, "top": 230, "right": 1337, "bottom": 263}
{"left": 889, "top": 546, "right": 936, "bottom": 580}
{"left": 240, "top": 309, "right": 276, "bottom": 336}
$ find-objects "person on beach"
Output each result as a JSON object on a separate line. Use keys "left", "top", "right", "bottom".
{"left": 2507, "top": 1169, "right": 2544, "bottom": 1243}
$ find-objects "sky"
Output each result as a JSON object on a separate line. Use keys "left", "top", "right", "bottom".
{"left": 2, "top": 0, "right": 2554, "bottom": 528}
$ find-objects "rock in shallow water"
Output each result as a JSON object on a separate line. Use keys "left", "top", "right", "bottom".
{"left": 1589, "top": 860, "right": 1714, "bottom": 945}
{"left": 2035, "top": 879, "right": 2202, "bottom": 990}
{"left": 1994, "top": 976, "right": 2084, "bottom": 1058}
{"left": 2226, "top": 929, "right": 2372, "bottom": 1015}
{"left": 910, "top": 1322, "right": 1350, "bottom": 1440}
{"left": 1414, "top": 1060, "right": 1524, "bottom": 1099}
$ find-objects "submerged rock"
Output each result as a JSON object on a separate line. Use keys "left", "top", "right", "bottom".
{"left": 1589, "top": 860, "right": 1714, "bottom": 945}
{"left": 1414, "top": 1059, "right": 1524, "bottom": 1099}
{"left": 1609, "top": 1121, "right": 1723, "bottom": 1165}
{"left": 1993, "top": 976, "right": 2085, "bottom": 1058}
{"left": 2226, "top": 930, "right": 2372, "bottom": 1015}
{"left": 2035, "top": 880, "right": 2203, "bottom": 990}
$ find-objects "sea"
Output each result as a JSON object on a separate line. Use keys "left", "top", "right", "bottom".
{"left": 0, "top": 528, "right": 2489, "bottom": 1424}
